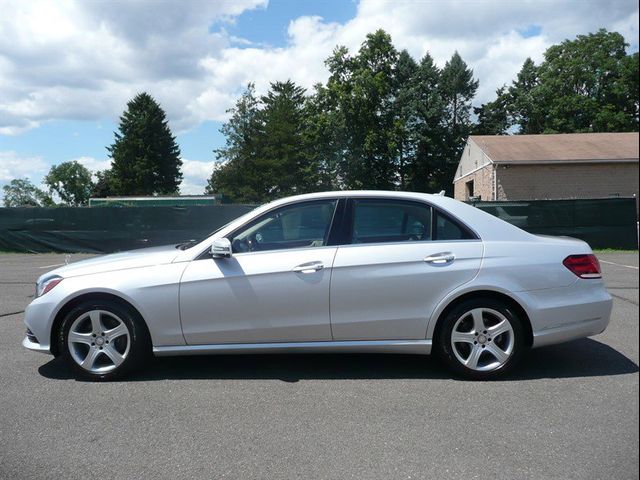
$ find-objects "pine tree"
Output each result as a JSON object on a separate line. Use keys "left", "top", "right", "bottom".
{"left": 439, "top": 52, "right": 478, "bottom": 194}
{"left": 508, "top": 58, "right": 542, "bottom": 134}
{"left": 303, "top": 83, "right": 344, "bottom": 191}
{"left": 405, "top": 53, "right": 447, "bottom": 192}
{"left": 206, "top": 84, "right": 263, "bottom": 202}
{"left": 473, "top": 86, "right": 511, "bottom": 135}
{"left": 393, "top": 50, "right": 419, "bottom": 189}
{"left": 108, "top": 93, "right": 182, "bottom": 195}
{"left": 259, "top": 80, "right": 311, "bottom": 197}
{"left": 207, "top": 81, "right": 325, "bottom": 202}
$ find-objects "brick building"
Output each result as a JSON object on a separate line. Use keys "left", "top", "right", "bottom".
{"left": 453, "top": 132, "right": 639, "bottom": 201}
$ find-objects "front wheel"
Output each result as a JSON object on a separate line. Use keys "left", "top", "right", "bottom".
{"left": 436, "top": 298, "right": 526, "bottom": 380}
{"left": 58, "top": 300, "right": 150, "bottom": 381}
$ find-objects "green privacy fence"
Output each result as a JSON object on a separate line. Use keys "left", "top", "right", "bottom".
{"left": 88, "top": 195, "right": 222, "bottom": 207}
{"left": 0, "top": 198, "right": 637, "bottom": 253}
{"left": 470, "top": 197, "right": 638, "bottom": 250}
{"left": 0, "top": 205, "right": 255, "bottom": 253}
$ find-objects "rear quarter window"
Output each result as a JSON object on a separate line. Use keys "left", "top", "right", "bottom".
{"left": 433, "top": 211, "right": 476, "bottom": 240}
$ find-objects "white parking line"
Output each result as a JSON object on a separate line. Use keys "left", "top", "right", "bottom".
{"left": 38, "top": 263, "right": 65, "bottom": 269}
{"left": 600, "top": 260, "right": 639, "bottom": 270}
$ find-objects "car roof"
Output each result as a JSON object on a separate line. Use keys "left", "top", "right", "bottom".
{"left": 265, "top": 190, "right": 437, "bottom": 205}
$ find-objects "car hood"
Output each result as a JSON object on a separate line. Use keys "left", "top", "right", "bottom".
{"left": 44, "top": 245, "right": 182, "bottom": 280}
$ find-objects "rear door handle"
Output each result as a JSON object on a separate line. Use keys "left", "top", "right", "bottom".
{"left": 292, "top": 261, "right": 324, "bottom": 274}
{"left": 424, "top": 252, "right": 455, "bottom": 265}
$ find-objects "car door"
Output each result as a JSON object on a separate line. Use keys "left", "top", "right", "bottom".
{"left": 330, "top": 198, "right": 483, "bottom": 340}
{"left": 179, "top": 199, "right": 340, "bottom": 345}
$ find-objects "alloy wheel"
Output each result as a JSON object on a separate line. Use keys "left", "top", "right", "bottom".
{"left": 67, "top": 309, "right": 131, "bottom": 373}
{"left": 450, "top": 307, "right": 515, "bottom": 372}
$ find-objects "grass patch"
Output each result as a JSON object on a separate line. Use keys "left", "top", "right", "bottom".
{"left": 594, "top": 248, "right": 638, "bottom": 254}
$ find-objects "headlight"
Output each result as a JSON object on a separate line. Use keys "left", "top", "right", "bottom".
{"left": 36, "top": 276, "right": 63, "bottom": 298}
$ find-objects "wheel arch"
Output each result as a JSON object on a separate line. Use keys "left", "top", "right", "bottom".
{"left": 430, "top": 290, "right": 534, "bottom": 349}
{"left": 50, "top": 292, "right": 151, "bottom": 357}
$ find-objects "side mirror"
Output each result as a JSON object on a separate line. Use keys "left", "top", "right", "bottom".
{"left": 210, "top": 238, "right": 232, "bottom": 258}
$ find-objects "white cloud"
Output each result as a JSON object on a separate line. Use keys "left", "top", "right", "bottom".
{"left": 0, "top": 0, "right": 637, "bottom": 137}
{"left": 0, "top": 0, "right": 267, "bottom": 134}
{"left": 0, "top": 151, "right": 49, "bottom": 182}
{"left": 74, "top": 156, "right": 113, "bottom": 181}
{"left": 0, "top": 150, "right": 50, "bottom": 204}
{"left": 180, "top": 158, "right": 219, "bottom": 195}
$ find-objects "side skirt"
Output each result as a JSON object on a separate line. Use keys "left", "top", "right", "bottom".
{"left": 153, "top": 339, "right": 432, "bottom": 357}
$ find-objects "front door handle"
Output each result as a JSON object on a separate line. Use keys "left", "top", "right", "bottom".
{"left": 292, "top": 261, "right": 324, "bottom": 274}
{"left": 424, "top": 252, "right": 455, "bottom": 265}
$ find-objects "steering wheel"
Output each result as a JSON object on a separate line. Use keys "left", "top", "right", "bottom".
{"left": 232, "top": 237, "right": 249, "bottom": 253}
{"left": 246, "top": 235, "right": 255, "bottom": 251}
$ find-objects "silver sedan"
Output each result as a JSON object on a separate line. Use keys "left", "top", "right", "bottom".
{"left": 23, "top": 191, "right": 612, "bottom": 380}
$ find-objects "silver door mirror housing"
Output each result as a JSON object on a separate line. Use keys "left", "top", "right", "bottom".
{"left": 210, "top": 238, "right": 232, "bottom": 258}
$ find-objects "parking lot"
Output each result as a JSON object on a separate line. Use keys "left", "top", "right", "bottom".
{"left": 0, "top": 252, "right": 638, "bottom": 479}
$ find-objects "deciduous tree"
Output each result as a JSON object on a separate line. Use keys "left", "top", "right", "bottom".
{"left": 43, "top": 160, "right": 93, "bottom": 206}
{"left": 324, "top": 30, "right": 400, "bottom": 189}
{"left": 2, "top": 179, "right": 54, "bottom": 207}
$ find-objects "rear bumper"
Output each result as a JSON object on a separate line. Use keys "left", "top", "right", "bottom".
{"left": 524, "top": 281, "right": 613, "bottom": 348}
{"left": 532, "top": 315, "right": 611, "bottom": 348}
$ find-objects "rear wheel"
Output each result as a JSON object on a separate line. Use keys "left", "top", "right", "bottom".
{"left": 58, "top": 300, "right": 150, "bottom": 381}
{"left": 436, "top": 298, "right": 526, "bottom": 380}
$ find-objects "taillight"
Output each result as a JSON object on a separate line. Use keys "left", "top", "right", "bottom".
{"left": 563, "top": 254, "right": 602, "bottom": 279}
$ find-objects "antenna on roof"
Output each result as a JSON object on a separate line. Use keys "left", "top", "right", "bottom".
{"left": 437, "top": 190, "right": 446, "bottom": 196}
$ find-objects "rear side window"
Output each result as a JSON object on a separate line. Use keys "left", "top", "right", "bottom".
{"left": 351, "top": 200, "right": 432, "bottom": 244}
{"left": 433, "top": 211, "right": 475, "bottom": 240}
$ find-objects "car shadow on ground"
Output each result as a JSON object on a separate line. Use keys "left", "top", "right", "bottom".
{"left": 38, "top": 337, "right": 638, "bottom": 383}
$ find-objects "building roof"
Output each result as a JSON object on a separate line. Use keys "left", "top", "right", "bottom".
{"left": 469, "top": 132, "right": 639, "bottom": 164}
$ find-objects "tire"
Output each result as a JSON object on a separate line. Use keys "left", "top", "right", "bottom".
{"left": 57, "top": 299, "right": 151, "bottom": 381}
{"left": 436, "top": 297, "right": 526, "bottom": 380}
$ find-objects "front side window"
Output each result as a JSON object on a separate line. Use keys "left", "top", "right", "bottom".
{"left": 351, "top": 200, "right": 432, "bottom": 244}
{"left": 230, "top": 200, "right": 337, "bottom": 253}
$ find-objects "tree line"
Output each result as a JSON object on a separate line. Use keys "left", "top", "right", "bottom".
{"left": 208, "top": 28, "right": 638, "bottom": 203}
{"left": 3, "top": 28, "right": 638, "bottom": 207}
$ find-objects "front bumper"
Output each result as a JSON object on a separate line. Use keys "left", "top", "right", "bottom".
{"left": 22, "top": 335, "right": 51, "bottom": 354}
{"left": 23, "top": 296, "right": 60, "bottom": 355}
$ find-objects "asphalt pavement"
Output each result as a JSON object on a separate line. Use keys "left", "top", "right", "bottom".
{"left": 0, "top": 252, "right": 638, "bottom": 479}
